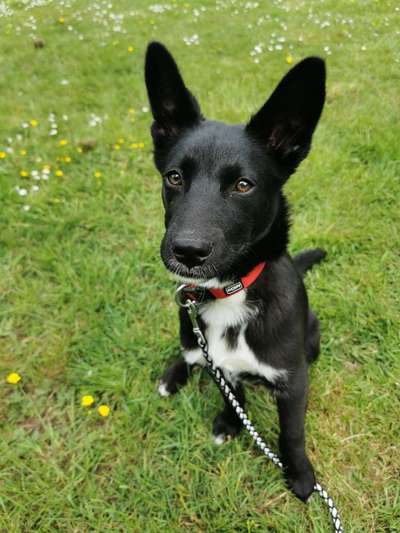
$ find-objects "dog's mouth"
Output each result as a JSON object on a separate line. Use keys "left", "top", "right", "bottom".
{"left": 164, "top": 258, "right": 229, "bottom": 288}
{"left": 165, "top": 258, "right": 216, "bottom": 280}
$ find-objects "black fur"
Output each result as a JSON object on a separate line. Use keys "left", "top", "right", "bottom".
{"left": 145, "top": 42, "right": 326, "bottom": 503}
{"left": 223, "top": 325, "right": 241, "bottom": 351}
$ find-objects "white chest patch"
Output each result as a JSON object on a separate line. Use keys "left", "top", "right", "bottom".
{"left": 183, "top": 291, "right": 287, "bottom": 385}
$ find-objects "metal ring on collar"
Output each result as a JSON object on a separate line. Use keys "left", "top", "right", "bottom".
{"left": 175, "top": 284, "right": 195, "bottom": 308}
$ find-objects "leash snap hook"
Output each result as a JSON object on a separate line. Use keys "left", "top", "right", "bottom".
{"left": 175, "top": 284, "right": 195, "bottom": 308}
{"left": 175, "top": 285, "right": 207, "bottom": 347}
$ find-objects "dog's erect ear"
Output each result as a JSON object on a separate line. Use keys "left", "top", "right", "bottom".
{"left": 246, "top": 57, "right": 325, "bottom": 173}
{"left": 145, "top": 42, "right": 202, "bottom": 146}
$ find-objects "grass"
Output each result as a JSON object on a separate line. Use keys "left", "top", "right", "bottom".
{"left": 0, "top": 0, "right": 399, "bottom": 531}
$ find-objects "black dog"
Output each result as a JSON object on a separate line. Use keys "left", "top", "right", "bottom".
{"left": 145, "top": 42, "right": 326, "bottom": 502}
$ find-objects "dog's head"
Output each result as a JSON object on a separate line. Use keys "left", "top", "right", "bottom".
{"left": 145, "top": 42, "right": 325, "bottom": 285}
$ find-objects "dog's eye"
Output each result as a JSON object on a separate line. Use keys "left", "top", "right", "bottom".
{"left": 164, "top": 170, "right": 183, "bottom": 188}
{"left": 234, "top": 178, "right": 254, "bottom": 193}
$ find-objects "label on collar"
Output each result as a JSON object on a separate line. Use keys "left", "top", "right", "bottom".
{"left": 224, "top": 281, "right": 244, "bottom": 296}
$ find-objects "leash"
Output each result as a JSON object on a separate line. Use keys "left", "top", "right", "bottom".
{"left": 175, "top": 286, "right": 344, "bottom": 533}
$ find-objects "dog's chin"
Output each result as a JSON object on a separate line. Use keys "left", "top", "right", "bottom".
{"left": 164, "top": 260, "right": 231, "bottom": 289}
{"left": 171, "top": 273, "right": 230, "bottom": 289}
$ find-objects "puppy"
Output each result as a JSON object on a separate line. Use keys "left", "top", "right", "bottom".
{"left": 145, "top": 42, "right": 326, "bottom": 502}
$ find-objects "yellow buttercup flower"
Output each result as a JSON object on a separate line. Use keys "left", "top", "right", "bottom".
{"left": 59, "top": 139, "right": 68, "bottom": 146}
{"left": 286, "top": 54, "right": 294, "bottom": 64}
{"left": 130, "top": 143, "right": 138, "bottom": 149}
{"left": 81, "top": 395, "right": 95, "bottom": 407}
{"left": 0, "top": 151, "right": 6, "bottom": 159}
{"left": 30, "top": 119, "right": 38, "bottom": 127}
{"left": 20, "top": 170, "right": 29, "bottom": 177}
{"left": 64, "top": 156, "right": 72, "bottom": 163}
{"left": 94, "top": 171, "right": 102, "bottom": 178}
{"left": 138, "top": 142, "right": 144, "bottom": 149}
{"left": 58, "top": 17, "right": 65, "bottom": 24}
{"left": 98, "top": 404, "right": 110, "bottom": 417}
{"left": 55, "top": 169, "right": 64, "bottom": 177}
{"left": 20, "top": 149, "right": 27, "bottom": 156}
{"left": 127, "top": 46, "right": 134, "bottom": 53}
{"left": 7, "top": 372, "right": 22, "bottom": 384}
{"left": 113, "top": 144, "right": 121, "bottom": 151}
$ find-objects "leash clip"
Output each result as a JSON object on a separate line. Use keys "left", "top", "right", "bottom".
{"left": 175, "top": 285, "right": 207, "bottom": 348}
{"left": 175, "top": 284, "right": 195, "bottom": 308}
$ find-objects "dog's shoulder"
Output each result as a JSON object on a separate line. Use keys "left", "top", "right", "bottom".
{"left": 245, "top": 254, "right": 308, "bottom": 367}
{"left": 250, "top": 254, "right": 307, "bottom": 310}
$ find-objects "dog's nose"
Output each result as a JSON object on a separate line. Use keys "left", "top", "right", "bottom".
{"left": 173, "top": 238, "right": 212, "bottom": 267}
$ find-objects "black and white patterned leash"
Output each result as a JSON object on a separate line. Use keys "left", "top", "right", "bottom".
{"left": 176, "top": 290, "right": 344, "bottom": 533}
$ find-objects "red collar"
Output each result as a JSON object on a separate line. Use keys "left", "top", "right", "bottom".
{"left": 181, "top": 262, "right": 266, "bottom": 302}
{"left": 208, "top": 261, "right": 266, "bottom": 299}
{"left": 208, "top": 261, "right": 265, "bottom": 299}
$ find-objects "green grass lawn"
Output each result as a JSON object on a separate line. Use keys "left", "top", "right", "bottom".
{"left": 0, "top": 0, "right": 399, "bottom": 531}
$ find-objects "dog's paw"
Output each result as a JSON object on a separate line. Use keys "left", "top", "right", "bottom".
{"left": 213, "top": 433, "right": 227, "bottom": 445}
{"left": 158, "top": 381, "right": 171, "bottom": 397}
{"left": 158, "top": 359, "right": 191, "bottom": 397}
{"left": 212, "top": 412, "right": 242, "bottom": 444}
{"left": 285, "top": 461, "right": 316, "bottom": 502}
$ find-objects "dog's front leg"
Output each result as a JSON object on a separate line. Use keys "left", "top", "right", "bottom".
{"left": 212, "top": 378, "right": 245, "bottom": 444}
{"left": 158, "top": 356, "right": 193, "bottom": 397}
{"left": 276, "top": 367, "right": 315, "bottom": 502}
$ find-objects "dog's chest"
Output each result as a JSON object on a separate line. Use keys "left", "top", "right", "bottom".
{"left": 183, "top": 291, "right": 287, "bottom": 384}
